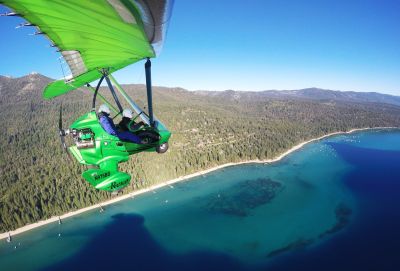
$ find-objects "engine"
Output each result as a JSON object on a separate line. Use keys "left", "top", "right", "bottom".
{"left": 72, "top": 128, "right": 95, "bottom": 149}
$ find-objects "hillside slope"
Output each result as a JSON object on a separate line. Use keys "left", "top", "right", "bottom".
{"left": 1, "top": 74, "right": 400, "bottom": 232}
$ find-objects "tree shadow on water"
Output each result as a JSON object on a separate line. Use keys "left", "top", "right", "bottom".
{"left": 41, "top": 213, "right": 249, "bottom": 271}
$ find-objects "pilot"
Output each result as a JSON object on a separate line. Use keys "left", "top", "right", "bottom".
{"left": 98, "top": 104, "right": 143, "bottom": 144}
{"left": 118, "top": 108, "right": 145, "bottom": 132}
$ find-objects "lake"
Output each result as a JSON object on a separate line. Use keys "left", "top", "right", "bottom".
{"left": 1, "top": 129, "right": 399, "bottom": 271}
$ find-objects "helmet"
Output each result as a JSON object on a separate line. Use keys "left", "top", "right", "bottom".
{"left": 98, "top": 104, "right": 111, "bottom": 114}
{"left": 122, "top": 108, "right": 133, "bottom": 119}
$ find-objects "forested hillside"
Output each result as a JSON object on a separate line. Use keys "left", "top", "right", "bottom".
{"left": 1, "top": 73, "right": 400, "bottom": 232}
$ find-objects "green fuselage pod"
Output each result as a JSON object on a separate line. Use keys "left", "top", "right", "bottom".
{"left": 68, "top": 111, "right": 171, "bottom": 191}
{"left": 82, "top": 168, "right": 131, "bottom": 192}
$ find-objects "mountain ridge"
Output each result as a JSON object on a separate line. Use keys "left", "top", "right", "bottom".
{"left": 2, "top": 73, "right": 399, "bottom": 107}
{"left": 194, "top": 87, "right": 400, "bottom": 106}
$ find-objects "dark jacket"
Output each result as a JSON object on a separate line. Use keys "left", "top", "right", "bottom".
{"left": 118, "top": 117, "right": 131, "bottom": 132}
{"left": 99, "top": 113, "right": 141, "bottom": 144}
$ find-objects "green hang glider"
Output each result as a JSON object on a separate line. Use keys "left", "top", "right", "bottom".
{"left": 1, "top": 0, "right": 174, "bottom": 192}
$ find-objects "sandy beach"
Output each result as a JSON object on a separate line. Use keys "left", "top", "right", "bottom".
{"left": 0, "top": 126, "right": 397, "bottom": 240}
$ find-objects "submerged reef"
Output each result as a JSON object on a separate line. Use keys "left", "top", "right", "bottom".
{"left": 204, "top": 178, "right": 284, "bottom": 217}
{"left": 267, "top": 238, "right": 314, "bottom": 258}
{"left": 319, "top": 203, "right": 352, "bottom": 238}
{"left": 267, "top": 203, "right": 352, "bottom": 258}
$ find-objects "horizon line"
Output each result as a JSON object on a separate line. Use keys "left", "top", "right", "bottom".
{"left": 1, "top": 72, "right": 399, "bottom": 97}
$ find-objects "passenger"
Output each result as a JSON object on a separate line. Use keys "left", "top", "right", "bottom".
{"left": 118, "top": 108, "right": 160, "bottom": 143}
{"left": 98, "top": 104, "right": 142, "bottom": 144}
{"left": 118, "top": 108, "right": 145, "bottom": 132}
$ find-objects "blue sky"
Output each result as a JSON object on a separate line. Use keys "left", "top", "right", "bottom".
{"left": 1, "top": 0, "right": 400, "bottom": 94}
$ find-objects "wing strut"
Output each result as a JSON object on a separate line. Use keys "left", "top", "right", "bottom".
{"left": 90, "top": 70, "right": 123, "bottom": 115}
{"left": 91, "top": 75, "right": 106, "bottom": 110}
{"left": 105, "top": 75, "right": 124, "bottom": 113}
{"left": 86, "top": 83, "right": 118, "bottom": 114}
{"left": 145, "top": 58, "right": 154, "bottom": 127}
{"left": 108, "top": 74, "right": 151, "bottom": 126}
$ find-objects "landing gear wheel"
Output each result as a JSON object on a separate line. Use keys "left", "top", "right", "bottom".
{"left": 156, "top": 142, "right": 169, "bottom": 154}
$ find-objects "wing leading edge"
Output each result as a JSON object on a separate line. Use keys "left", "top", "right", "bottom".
{"left": 1, "top": 0, "right": 173, "bottom": 99}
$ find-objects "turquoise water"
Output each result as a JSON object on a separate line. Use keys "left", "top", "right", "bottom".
{"left": 0, "top": 129, "right": 399, "bottom": 271}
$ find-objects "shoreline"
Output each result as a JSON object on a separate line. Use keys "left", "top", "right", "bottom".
{"left": 1, "top": 126, "right": 397, "bottom": 240}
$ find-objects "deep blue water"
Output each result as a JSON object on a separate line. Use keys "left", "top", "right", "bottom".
{"left": 268, "top": 141, "right": 400, "bottom": 271}
{"left": 1, "top": 129, "right": 399, "bottom": 271}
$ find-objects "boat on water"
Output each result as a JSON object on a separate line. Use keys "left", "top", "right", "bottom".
{"left": 6, "top": 232, "right": 11, "bottom": 243}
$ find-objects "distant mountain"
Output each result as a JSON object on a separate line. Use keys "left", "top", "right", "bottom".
{"left": 262, "top": 88, "right": 400, "bottom": 106}
{"left": 2, "top": 74, "right": 399, "bottom": 106}
{"left": 194, "top": 87, "right": 400, "bottom": 107}
{"left": 0, "top": 73, "right": 52, "bottom": 100}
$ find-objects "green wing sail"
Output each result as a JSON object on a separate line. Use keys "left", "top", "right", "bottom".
{"left": 0, "top": 0, "right": 172, "bottom": 99}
